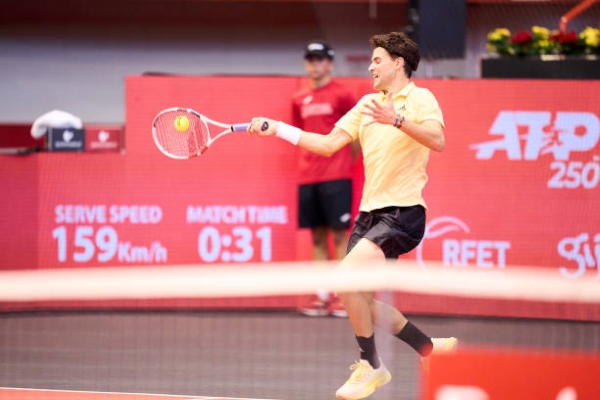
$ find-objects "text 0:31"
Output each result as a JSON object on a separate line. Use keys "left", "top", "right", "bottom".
{"left": 198, "top": 226, "right": 272, "bottom": 262}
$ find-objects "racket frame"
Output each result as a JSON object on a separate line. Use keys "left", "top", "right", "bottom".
{"left": 151, "top": 107, "right": 251, "bottom": 160}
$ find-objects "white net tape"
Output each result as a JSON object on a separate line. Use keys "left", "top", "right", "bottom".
{"left": 1, "top": 261, "right": 598, "bottom": 303}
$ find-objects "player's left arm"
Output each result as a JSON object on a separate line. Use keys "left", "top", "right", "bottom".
{"left": 396, "top": 118, "right": 445, "bottom": 152}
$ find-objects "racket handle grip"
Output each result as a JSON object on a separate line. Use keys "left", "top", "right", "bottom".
{"left": 232, "top": 122, "right": 269, "bottom": 132}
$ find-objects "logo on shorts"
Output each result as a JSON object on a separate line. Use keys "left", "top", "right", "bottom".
{"left": 340, "top": 213, "right": 351, "bottom": 223}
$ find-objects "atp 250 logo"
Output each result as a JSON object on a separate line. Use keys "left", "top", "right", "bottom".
{"left": 471, "top": 111, "right": 600, "bottom": 189}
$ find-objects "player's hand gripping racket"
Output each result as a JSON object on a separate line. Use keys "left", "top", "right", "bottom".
{"left": 152, "top": 107, "right": 268, "bottom": 159}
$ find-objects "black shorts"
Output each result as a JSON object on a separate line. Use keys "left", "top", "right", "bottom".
{"left": 298, "top": 179, "right": 352, "bottom": 229}
{"left": 347, "top": 205, "right": 426, "bottom": 259}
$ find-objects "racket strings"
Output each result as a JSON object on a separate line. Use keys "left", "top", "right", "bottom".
{"left": 154, "top": 111, "right": 208, "bottom": 158}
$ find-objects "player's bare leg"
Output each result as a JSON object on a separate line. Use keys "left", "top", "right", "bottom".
{"left": 334, "top": 238, "right": 456, "bottom": 399}
{"left": 336, "top": 239, "right": 391, "bottom": 400}
{"left": 336, "top": 239, "right": 384, "bottom": 336}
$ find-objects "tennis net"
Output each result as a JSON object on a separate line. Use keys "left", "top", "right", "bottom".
{"left": 0, "top": 260, "right": 599, "bottom": 400}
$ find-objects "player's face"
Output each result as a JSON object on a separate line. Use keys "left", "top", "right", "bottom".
{"left": 304, "top": 56, "right": 333, "bottom": 80}
{"left": 368, "top": 47, "right": 402, "bottom": 92}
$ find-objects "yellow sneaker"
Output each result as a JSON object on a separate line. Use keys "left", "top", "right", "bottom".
{"left": 335, "top": 359, "right": 391, "bottom": 400}
{"left": 422, "top": 337, "right": 458, "bottom": 372}
{"left": 431, "top": 337, "right": 458, "bottom": 354}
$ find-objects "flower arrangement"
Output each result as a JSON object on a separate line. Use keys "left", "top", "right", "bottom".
{"left": 487, "top": 26, "right": 599, "bottom": 56}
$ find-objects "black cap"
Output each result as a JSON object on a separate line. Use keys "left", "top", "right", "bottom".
{"left": 304, "top": 41, "right": 334, "bottom": 60}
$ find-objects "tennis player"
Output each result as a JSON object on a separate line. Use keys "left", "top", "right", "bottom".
{"left": 248, "top": 31, "right": 457, "bottom": 400}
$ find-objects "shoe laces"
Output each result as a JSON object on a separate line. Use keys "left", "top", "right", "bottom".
{"left": 348, "top": 361, "right": 371, "bottom": 383}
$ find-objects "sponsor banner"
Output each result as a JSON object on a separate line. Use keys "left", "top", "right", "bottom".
{"left": 48, "top": 127, "right": 85, "bottom": 152}
{"left": 37, "top": 76, "right": 301, "bottom": 269}
{"left": 422, "top": 348, "right": 600, "bottom": 400}
{"left": 415, "top": 79, "right": 599, "bottom": 283}
{"left": 1, "top": 76, "right": 598, "bottom": 317}
{"left": 46, "top": 202, "right": 292, "bottom": 266}
{"left": 85, "top": 126, "right": 123, "bottom": 152}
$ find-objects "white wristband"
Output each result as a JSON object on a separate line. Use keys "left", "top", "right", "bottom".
{"left": 276, "top": 122, "right": 301, "bottom": 145}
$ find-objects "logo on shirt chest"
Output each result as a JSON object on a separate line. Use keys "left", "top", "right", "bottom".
{"left": 301, "top": 97, "right": 335, "bottom": 119}
{"left": 395, "top": 104, "right": 407, "bottom": 114}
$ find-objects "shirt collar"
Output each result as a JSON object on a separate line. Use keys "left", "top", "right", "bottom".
{"left": 380, "top": 81, "right": 415, "bottom": 101}
{"left": 397, "top": 81, "right": 416, "bottom": 97}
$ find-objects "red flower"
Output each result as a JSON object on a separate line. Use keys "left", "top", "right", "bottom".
{"left": 510, "top": 30, "right": 533, "bottom": 45}
{"left": 551, "top": 30, "right": 578, "bottom": 44}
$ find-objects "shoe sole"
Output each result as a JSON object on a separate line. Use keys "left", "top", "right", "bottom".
{"left": 329, "top": 310, "right": 348, "bottom": 318}
{"left": 298, "top": 309, "right": 329, "bottom": 317}
{"left": 335, "top": 371, "right": 391, "bottom": 400}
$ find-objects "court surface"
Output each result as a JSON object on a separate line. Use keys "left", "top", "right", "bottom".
{"left": 1, "top": 310, "right": 599, "bottom": 400}
{"left": 0, "top": 387, "right": 271, "bottom": 400}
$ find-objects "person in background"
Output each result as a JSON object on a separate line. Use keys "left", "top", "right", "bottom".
{"left": 292, "top": 41, "right": 359, "bottom": 318}
{"left": 248, "top": 31, "right": 457, "bottom": 400}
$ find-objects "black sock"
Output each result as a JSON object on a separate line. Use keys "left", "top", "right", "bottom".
{"left": 395, "top": 321, "right": 433, "bottom": 357}
{"left": 356, "top": 334, "right": 380, "bottom": 369}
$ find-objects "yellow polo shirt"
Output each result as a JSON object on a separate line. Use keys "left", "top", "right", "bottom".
{"left": 335, "top": 82, "right": 444, "bottom": 212}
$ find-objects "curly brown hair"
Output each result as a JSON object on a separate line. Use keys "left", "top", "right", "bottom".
{"left": 370, "top": 32, "right": 420, "bottom": 78}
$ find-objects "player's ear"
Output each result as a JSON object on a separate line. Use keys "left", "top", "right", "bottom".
{"left": 396, "top": 56, "right": 405, "bottom": 70}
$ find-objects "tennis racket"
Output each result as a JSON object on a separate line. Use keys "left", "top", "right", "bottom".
{"left": 151, "top": 107, "right": 268, "bottom": 159}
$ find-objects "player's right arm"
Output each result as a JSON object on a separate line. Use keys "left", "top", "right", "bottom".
{"left": 248, "top": 118, "right": 352, "bottom": 157}
{"left": 298, "top": 126, "right": 353, "bottom": 157}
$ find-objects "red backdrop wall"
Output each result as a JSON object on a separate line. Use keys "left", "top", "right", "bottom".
{"left": 1, "top": 76, "right": 598, "bottom": 319}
